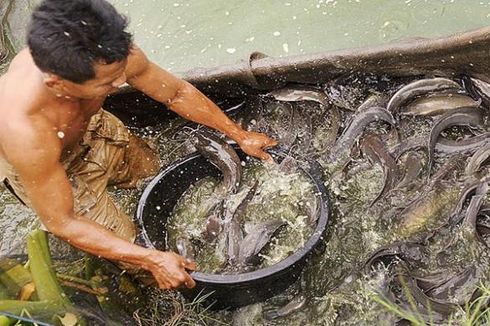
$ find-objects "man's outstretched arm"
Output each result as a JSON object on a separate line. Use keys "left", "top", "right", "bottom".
{"left": 4, "top": 122, "right": 195, "bottom": 289}
{"left": 126, "top": 46, "right": 277, "bottom": 161}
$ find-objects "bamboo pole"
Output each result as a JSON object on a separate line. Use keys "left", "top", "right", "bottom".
{"left": 0, "top": 264, "right": 32, "bottom": 298}
{"left": 0, "top": 315, "right": 13, "bottom": 326}
{"left": 22, "top": 230, "right": 86, "bottom": 325}
{"left": 26, "top": 230, "right": 70, "bottom": 305}
{"left": 0, "top": 300, "right": 63, "bottom": 316}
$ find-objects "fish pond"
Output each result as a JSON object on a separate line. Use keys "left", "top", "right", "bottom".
{"left": 97, "top": 75, "right": 490, "bottom": 324}
{"left": 2, "top": 1, "right": 490, "bottom": 325}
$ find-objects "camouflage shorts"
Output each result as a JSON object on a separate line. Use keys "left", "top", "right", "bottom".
{"left": 1, "top": 109, "right": 159, "bottom": 242}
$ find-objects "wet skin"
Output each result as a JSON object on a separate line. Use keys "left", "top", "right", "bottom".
{"left": 0, "top": 46, "right": 277, "bottom": 290}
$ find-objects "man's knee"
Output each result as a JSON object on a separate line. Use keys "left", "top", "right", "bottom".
{"left": 84, "top": 192, "right": 137, "bottom": 243}
{"left": 113, "top": 134, "right": 159, "bottom": 188}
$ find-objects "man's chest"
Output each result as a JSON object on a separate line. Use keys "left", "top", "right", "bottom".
{"left": 55, "top": 98, "right": 105, "bottom": 149}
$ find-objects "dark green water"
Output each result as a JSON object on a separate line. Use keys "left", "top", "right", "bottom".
{"left": 3, "top": 1, "right": 490, "bottom": 74}
{"left": 109, "top": 0, "right": 490, "bottom": 73}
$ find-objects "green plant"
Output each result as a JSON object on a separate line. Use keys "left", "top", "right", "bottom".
{"left": 372, "top": 280, "right": 490, "bottom": 326}
{"left": 133, "top": 289, "right": 229, "bottom": 326}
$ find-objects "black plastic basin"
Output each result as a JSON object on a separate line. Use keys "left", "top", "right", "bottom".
{"left": 136, "top": 149, "right": 330, "bottom": 310}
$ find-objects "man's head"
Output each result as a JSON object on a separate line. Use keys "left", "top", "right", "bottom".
{"left": 28, "top": 0, "right": 132, "bottom": 99}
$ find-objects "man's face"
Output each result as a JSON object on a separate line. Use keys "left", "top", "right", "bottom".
{"left": 58, "top": 59, "right": 128, "bottom": 99}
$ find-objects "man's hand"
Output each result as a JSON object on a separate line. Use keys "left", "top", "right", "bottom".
{"left": 143, "top": 250, "right": 196, "bottom": 289}
{"left": 236, "top": 131, "right": 278, "bottom": 162}
{"left": 126, "top": 49, "right": 277, "bottom": 161}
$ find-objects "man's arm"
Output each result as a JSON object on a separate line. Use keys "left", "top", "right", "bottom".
{"left": 125, "top": 46, "right": 277, "bottom": 161}
{"left": 3, "top": 120, "right": 195, "bottom": 289}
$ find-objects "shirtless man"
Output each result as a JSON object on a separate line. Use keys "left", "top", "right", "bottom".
{"left": 0, "top": 0, "right": 276, "bottom": 290}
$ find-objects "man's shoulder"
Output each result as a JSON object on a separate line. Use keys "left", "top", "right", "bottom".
{"left": 2, "top": 49, "right": 35, "bottom": 78}
{"left": 0, "top": 50, "right": 47, "bottom": 115}
{"left": 0, "top": 50, "right": 53, "bottom": 148}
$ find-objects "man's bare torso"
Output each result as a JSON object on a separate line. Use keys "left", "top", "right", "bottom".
{"left": 0, "top": 49, "right": 109, "bottom": 162}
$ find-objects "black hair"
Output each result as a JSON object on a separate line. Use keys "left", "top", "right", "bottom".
{"left": 28, "top": 0, "right": 132, "bottom": 83}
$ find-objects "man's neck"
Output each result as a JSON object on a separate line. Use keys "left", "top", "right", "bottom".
{"left": 39, "top": 77, "right": 79, "bottom": 104}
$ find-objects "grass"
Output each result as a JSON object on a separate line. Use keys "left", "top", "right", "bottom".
{"left": 460, "top": 284, "right": 490, "bottom": 326}
{"left": 371, "top": 279, "right": 490, "bottom": 326}
{"left": 132, "top": 289, "right": 229, "bottom": 326}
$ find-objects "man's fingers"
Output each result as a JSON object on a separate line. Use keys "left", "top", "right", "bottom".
{"left": 264, "top": 138, "right": 278, "bottom": 148}
{"left": 184, "top": 274, "right": 196, "bottom": 288}
{"left": 183, "top": 259, "right": 196, "bottom": 271}
{"left": 258, "top": 151, "right": 274, "bottom": 163}
{"left": 170, "top": 280, "right": 181, "bottom": 289}
{"left": 155, "top": 276, "right": 172, "bottom": 290}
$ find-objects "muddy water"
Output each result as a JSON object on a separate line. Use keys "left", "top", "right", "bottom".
{"left": 0, "top": 0, "right": 39, "bottom": 73}
{"left": 0, "top": 189, "right": 39, "bottom": 256}
{"left": 1, "top": 77, "right": 489, "bottom": 325}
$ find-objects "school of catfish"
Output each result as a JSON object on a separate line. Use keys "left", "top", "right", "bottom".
{"left": 166, "top": 73, "right": 490, "bottom": 323}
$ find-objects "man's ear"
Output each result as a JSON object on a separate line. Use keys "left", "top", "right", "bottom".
{"left": 43, "top": 73, "right": 65, "bottom": 91}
